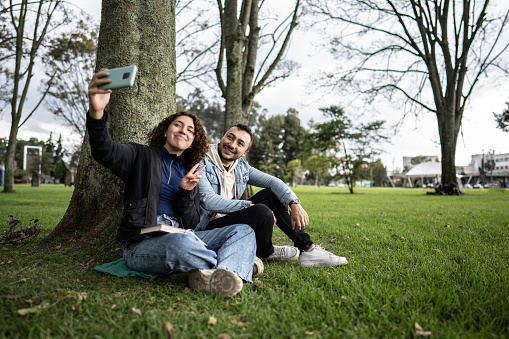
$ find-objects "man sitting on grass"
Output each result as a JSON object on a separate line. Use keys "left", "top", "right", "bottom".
{"left": 195, "top": 123, "right": 348, "bottom": 267}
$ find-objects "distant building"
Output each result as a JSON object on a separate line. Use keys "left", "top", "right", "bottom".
{"left": 403, "top": 155, "right": 439, "bottom": 171}
{"left": 396, "top": 153, "right": 508, "bottom": 188}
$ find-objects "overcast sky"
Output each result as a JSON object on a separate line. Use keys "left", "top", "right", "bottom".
{"left": 2, "top": 0, "right": 508, "bottom": 171}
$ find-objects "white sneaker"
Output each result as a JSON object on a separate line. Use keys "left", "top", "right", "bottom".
{"left": 259, "top": 245, "right": 299, "bottom": 262}
{"left": 299, "top": 245, "right": 348, "bottom": 267}
{"left": 252, "top": 257, "right": 264, "bottom": 278}
{"left": 188, "top": 269, "right": 243, "bottom": 297}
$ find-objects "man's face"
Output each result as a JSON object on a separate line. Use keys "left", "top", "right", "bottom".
{"left": 218, "top": 127, "right": 251, "bottom": 163}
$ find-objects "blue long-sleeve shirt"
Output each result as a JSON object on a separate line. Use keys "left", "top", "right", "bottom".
{"left": 156, "top": 146, "right": 186, "bottom": 216}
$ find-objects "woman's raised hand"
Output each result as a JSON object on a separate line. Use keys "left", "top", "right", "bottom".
{"left": 179, "top": 163, "right": 206, "bottom": 191}
{"left": 88, "top": 70, "right": 113, "bottom": 119}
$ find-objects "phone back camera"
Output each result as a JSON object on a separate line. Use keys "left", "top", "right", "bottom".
{"left": 122, "top": 72, "right": 131, "bottom": 79}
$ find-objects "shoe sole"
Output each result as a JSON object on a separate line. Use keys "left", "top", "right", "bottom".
{"left": 259, "top": 251, "right": 300, "bottom": 262}
{"left": 299, "top": 259, "right": 348, "bottom": 267}
{"left": 253, "top": 257, "right": 264, "bottom": 278}
{"left": 188, "top": 269, "right": 243, "bottom": 297}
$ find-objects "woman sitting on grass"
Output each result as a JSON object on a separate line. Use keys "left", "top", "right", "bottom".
{"left": 87, "top": 70, "right": 258, "bottom": 297}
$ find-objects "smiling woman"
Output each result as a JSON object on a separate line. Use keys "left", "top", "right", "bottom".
{"left": 83, "top": 71, "right": 257, "bottom": 297}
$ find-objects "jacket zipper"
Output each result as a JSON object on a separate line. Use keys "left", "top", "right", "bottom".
{"left": 167, "top": 158, "right": 174, "bottom": 184}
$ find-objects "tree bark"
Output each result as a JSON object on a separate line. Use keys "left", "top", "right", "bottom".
{"left": 223, "top": 0, "right": 243, "bottom": 129}
{"left": 43, "top": 0, "right": 176, "bottom": 248}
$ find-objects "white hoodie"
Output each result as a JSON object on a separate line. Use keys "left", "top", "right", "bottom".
{"left": 207, "top": 143, "right": 238, "bottom": 219}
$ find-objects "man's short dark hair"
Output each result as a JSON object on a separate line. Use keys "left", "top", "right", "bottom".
{"left": 225, "top": 124, "right": 253, "bottom": 148}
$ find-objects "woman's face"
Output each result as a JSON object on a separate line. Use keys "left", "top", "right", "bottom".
{"left": 163, "top": 115, "right": 195, "bottom": 156}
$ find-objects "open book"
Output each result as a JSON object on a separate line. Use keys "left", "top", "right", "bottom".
{"left": 140, "top": 224, "right": 189, "bottom": 236}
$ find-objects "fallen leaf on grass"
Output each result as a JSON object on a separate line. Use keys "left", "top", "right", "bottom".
{"left": 217, "top": 334, "right": 231, "bottom": 339}
{"left": 414, "top": 322, "right": 432, "bottom": 337}
{"left": 162, "top": 321, "right": 177, "bottom": 338}
{"left": 208, "top": 316, "right": 217, "bottom": 325}
{"left": 18, "top": 302, "right": 54, "bottom": 315}
{"left": 305, "top": 330, "right": 321, "bottom": 336}
{"left": 329, "top": 238, "right": 336, "bottom": 243}
{"left": 363, "top": 237, "right": 370, "bottom": 242}
{"left": 348, "top": 251, "right": 356, "bottom": 254}
{"left": 131, "top": 307, "right": 142, "bottom": 316}
{"left": 71, "top": 303, "right": 82, "bottom": 312}
{"left": 341, "top": 296, "right": 351, "bottom": 301}
{"left": 184, "top": 287, "right": 190, "bottom": 294}
{"left": 458, "top": 226, "right": 464, "bottom": 229}
{"left": 445, "top": 224, "right": 451, "bottom": 228}
{"left": 110, "top": 304, "right": 116, "bottom": 309}
{"left": 231, "top": 319, "right": 246, "bottom": 326}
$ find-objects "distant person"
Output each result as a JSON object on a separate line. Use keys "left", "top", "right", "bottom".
{"left": 86, "top": 70, "right": 257, "bottom": 297}
{"left": 195, "top": 123, "right": 348, "bottom": 267}
{"left": 448, "top": 182, "right": 461, "bottom": 195}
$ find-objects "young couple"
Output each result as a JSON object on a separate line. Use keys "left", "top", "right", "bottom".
{"left": 88, "top": 70, "right": 347, "bottom": 298}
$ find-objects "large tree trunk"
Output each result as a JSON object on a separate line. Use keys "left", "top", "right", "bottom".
{"left": 437, "top": 106, "right": 459, "bottom": 185}
{"left": 3, "top": 122, "right": 19, "bottom": 193}
{"left": 43, "top": 0, "right": 176, "bottom": 247}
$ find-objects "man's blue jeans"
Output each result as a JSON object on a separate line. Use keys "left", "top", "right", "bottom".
{"left": 123, "top": 221, "right": 256, "bottom": 281}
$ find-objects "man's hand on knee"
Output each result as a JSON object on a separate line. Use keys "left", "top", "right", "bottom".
{"left": 290, "top": 203, "right": 309, "bottom": 230}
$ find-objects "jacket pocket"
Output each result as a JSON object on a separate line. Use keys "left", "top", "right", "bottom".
{"left": 236, "top": 173, "right": 249, "bottom": 184}
{"left": 122, "top": 197, "right": 148, "bottom": 228}
{"left": 206, "top": 171, "right": 220, "bottom": 186}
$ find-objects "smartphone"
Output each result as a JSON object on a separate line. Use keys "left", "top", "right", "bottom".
{"left": 98, "top": 65, "right": 137, "bottom": 90}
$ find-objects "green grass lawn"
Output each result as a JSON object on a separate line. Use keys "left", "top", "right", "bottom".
{"left": 1, "top": 184, "right": 508, "bottom": 338}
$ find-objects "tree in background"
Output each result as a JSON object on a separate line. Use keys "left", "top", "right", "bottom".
{"left": 494, "top": 101, "right": 509, "bottom": 132}
{"left": 370, "top": 159, "right": 388, "bottom": 187}
{"left": 42, "top": 18, "right": 98, "bottom": 138}
{"left": 303, "top": 154, "right": 331, "bottom": 187}
{"left": 44, "top": 0, "right": 177, "bottom": 247}
{"left": 178, "top": 89, "right": 224, "bottom": 141}
{"left": 1, "top": 0, "right": 71, "bottom": 193}
{"left": 282, "top": 108, "right": 307, "bottom": 165}
{"left": 217, "top": 0, "right": 300, "bottom": 128}
{"left": 248, "top": 114, "right": 285, "bottom": 178}
{"left": 305, "top": 0, "right": 509, "bottom": 186}
{"left": 311, "top": 106, "right": 387, "bottom": 194}
{"left": 285, "top": 159, "right": 303, "bottom": 187}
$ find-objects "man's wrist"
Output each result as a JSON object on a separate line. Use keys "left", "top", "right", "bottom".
{"left": 289, "top": 198, "right": 301, "bottom": 207}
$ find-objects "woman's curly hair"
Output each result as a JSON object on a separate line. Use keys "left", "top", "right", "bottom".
{"left": 147, "top": 111, "right": 209, "bottom": 169}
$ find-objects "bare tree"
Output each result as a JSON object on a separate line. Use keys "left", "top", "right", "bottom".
{"left": 175, "top": 0, "right": 221, "bottom": 89}
{"left": 44, "top": 0, "right": 177, "bottom": 247}
{"left": 217, "top": 0, "right": 301, "bottom": 128}
{"left": 305, "top": 0, "right": 509, "bottom": 185}
{"left": 1, "top": 0, "right": 70, "bottom": 193}
{"left": 42, "top": 18, "right": 98, "bottom": 138}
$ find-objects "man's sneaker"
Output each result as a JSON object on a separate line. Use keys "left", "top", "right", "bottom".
{"left": 252, "top": 257, "right": 264, "bottom": 278}
{"left": 188, "top": 269, "right": 243, "bottom": 297}
{"left": 259, "top": 245, "right": 299, "bottom": 262}
{"left": 299, "top": 245, "right": 348, "bottom": 267}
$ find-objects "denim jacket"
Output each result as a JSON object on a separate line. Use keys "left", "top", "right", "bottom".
{"left": 195, "top": 154, "right": 298, "bottom": 231}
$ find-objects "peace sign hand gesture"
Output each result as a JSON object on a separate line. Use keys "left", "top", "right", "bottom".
{"left": 179, "top": 163, "right": 206, "bottom": 191}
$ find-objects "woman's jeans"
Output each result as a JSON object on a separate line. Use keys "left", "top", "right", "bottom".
{"left": 123, "top": 216, "right": 256, "bottom": 281}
